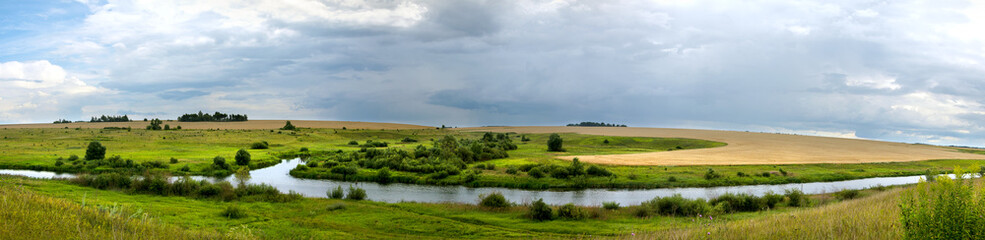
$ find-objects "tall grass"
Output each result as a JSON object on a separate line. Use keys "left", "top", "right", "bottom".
{"left": 0, "top": 175, "right": 242, "bottom": 240}
{"left": 899, "top": 168, "right": 985, "bottom": 239}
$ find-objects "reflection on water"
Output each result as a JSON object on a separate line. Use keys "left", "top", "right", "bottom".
{"left": 0, "top": 159, "right": 947, "bottom": 206}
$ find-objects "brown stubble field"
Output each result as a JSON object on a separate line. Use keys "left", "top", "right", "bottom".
{"left": 461, "top": 126, "right": 985, "bottom": 166}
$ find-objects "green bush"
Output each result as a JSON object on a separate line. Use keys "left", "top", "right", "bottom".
{"left": 328, "top": 186, "right": 344, "bottom": 199}
{"left": 556, "top": 203, "right": 587, "bottom": 220}
{"left": 480, "top": 192, "right": 510, "bottom": 208}
{"left": 222, "top": 205, "right": 246, "bottom": 219}
{"left": 762, "top": 191, "right": 784, "bottom": 209}
{"left": 900, "top": 168, "right": 985, "bottom": 240}
{"left": 834, "top": 189, "right": 861, "bottom": 200}
{"left": 376, "top": 167, "right": 391, "bottom": 184}
{"left": 642, "top": 194, "right": 710, "bottom": 217}
{"left": 586, "top": 165, "right": 613, "bottom": 177}
{"left": 250, "top": 142, "right": 269, "bottom": 149}
{"left": 169, "top": 157, "right": 179, "bottom": 164}
{"left": 180, "top": 164, "right": 191, "bottom": 172}
{"left": 234, "top": 149, "right": 251, "bottom": 166}
{"left": 348, "top": 140, "right": 359, "bottom": 145}
{"left": 85, "top": 141, "right": 106, "bottom": 160}
{"left": 67, "top": 155, "right": 79, "bottom": 161}
{"left": 547, "top": 133, "right": 564, "bottom": 152}
{"left": 528, "top": 167, "right": 545, "bottom": 178}
{"left": 530, "top": 198, "right": 553, "bottom": 221}
{"left": 280, "top": 121, "right": 296, "bottom": 130}
{"left": 212, "top": 156, "right": 229, "bottom": 170}
{"left": 710, "top": 193, "right": 764, "bottom": 213}
{"left": 346, "top": 186, "right": 367, "bottom": 200}
{"left": 505, "top": 166, "right": 519, "bottom": 175}
{"left": 704, "top": 168, "right": 722, "bottom": 180}
{"left": 602, "top": 201, "right": 620, "bottom": 210}
{"left": 785, "top": 189, "right": 806, "bottom": 207}
{"left": 668, "top": 176, "right": 677, "bottom": 182}
{"left": 300, "top": 147, "right": 309, "bottom": 152}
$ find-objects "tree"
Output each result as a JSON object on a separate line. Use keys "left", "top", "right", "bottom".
{"left": 85, "top": 141, "right": 106, "bottom": 160}
{"left": 281, "top": 121, "right": 296, "bottom": 130}
{"left": 377, "top": 167, "right": 391, "bottom": 184}
{"left": 213, "top": 156, "right": 228, "bottom": 170}
{"left": 235, "top": 149, "right": 251, "bottom": 165}
{"left": 147, "top": 118, "right": 163, "bottom": 130}
{"left": 547, "top": 133, "right": 564, "bottom": 152}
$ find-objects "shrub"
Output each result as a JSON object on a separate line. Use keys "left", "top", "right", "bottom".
{"left": 300, "top": 147, "right": 309, "bottom": 152}
{"left": 180, "top": 164, "right": 191, "bottom": 172}
{"left": 900, "top": 168, "right": 985, "bottom": 240}
{"left": 346, "top": 186, "right": 367, "bottom": 200}
{"left": 55, "top": 159, "right": 64, "bottom": 166}
{"left": 348, "top": 140, "right": 359, "bottom": 145}
{"left": 602, "top": 201, "right": 620, "bottom": 210}
{"left": 480, "top": 192, "right": 510, "bottom": 208}
{"left": 528, "top": 167, "right": 545, "bottom": 178}
{"left": 505, "top": 166, "right": 519, "bottom": 175}
{"left": 376, "top": 167, "right": 391, "bottom": 184}
{"left": 280, "top": 121, "right": 296, "bottom": 130}
{"left": 85, "top": 141, "right": 106, "bottom": 160}
{"left": 668, "top": 176, "right": 677, "bottom": 182}
{"left": 763, "top": 191, "right": 784, "bottom": 209}
{"left": 557, "top": 203, "right": 587, "bottom": 220}
{"left": 547, "top": 133, "right": 564, "bottom": 152}
{"left": 603, "top": 139, "right": 609, "bottom": 144}
{"left": 586, "top": 165, "right": 613, "bottom": 177}
{"left": 834, "top": 189, "right": 861, "bottom": 200}
{"left": 68, "top": 155, "right": 79, "bottom": 161}
{"left": 643, "top": 194, "right": 710, "bottom": 217}
{"left": 401, "top": 137, "right": 418, "bottom": 143}
{"left": 212, "top": 156, "right": 229, "bottom": 170}
{"left": 530, "top": 198, "right": 553, "bottom": 221}
{"left": 328, "top": 186, "right": 344, "bottom": 199}
{"left": 736, "top": 172, "right": 747, "bottom": 177}
{"left": 704, "top": 168, "right": 722, "bottom": 180}
{"left": 169, "top": 157, "right": 179, "bottom": 164}
{"left": 462, "top": 170, "right": 480, "bottom": 183}
{"left": 785, "top": 189, "right": 806, "bottom": 207}
{"left": 235, "top": 149, "right": 251, "bottom": 165}
{"left": 711, "top": 193, "right": 764, "bottom": 213}
{"left": 250, "top": 142, "right": 269, "bottom": 149}
{"left": 779, "top": 168, "right": 788, "bottom": 176}
{"left": 222, "top": 205, "right": 246, "bottom": 219}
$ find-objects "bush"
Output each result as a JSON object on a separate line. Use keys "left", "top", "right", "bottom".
{"left": 505, "top": 166, "right": 519, "bottom": 175}
{"left": 668, "top": 176, "right": 677, "bottom": 182}
{"left": 222, "top": 205, "right": 246, "bottom": 219}
{"left": 480, "top": 192, "right": 510, "bottom": 208}
{"left": 328, "top": 186, "right": 344, "bottom": 199}
{"left": 85, "top": 141, "right": 106, "bottom": 160}
{"left": 736, "top": 172, "right": 747, "bottom": 177}
{"left": 212, "top": 156, "right": 229, "bottom": 170}
{"left": 300, "top": 147, "right": 309, "bottom": 152}
{"left": 348, "top": 140, "right": 359, "bottom": 145}
{"left": 643, "top": 194, "right": 710, "bottom": 217}
{"left": 528, "top": 167, "right": 545, "bottom": 178}
{"left": 557, "top": 203, "right": 587, "bottom": 220}
{"left": 785, "top": 189, "right": 806, "bottom": 207}
{"left": 602, "top": 201, "right": 620, "bottom": 210}
{"left": 900, "top": 168, "right": 985, "bottom": 240}
{"left": 55, "top": 159, "right": 64, "bottom": 166}
{"left": 834, "top": 189, "right": 861, "bottom": 200}
{"left": 170, "top": 157, "right": 179, "bottom": 164}
{"left": 547, "top": 133, "right": 564, "bottom": 152}
{"left": 530, "top": 198, "right": 553, "bottom": 221}
{"left": 710, "top": 193, "right": 764, "bottom": 213}
{"left": 280, "top": 121, "right": 296, "bottom": 130}
{"left": 180, "top": 164, "right": 191, "bottom": 171}
{"left": 250, "top": 142, "right": 269, "bottom": 149}
{"left": 235, "top": 149, "right": 251, "bottom": 166}
{"left": 704, "top": 168, "right": 722, "bottom": 180}
{"left": 401, "top": 137, "right": 418, "bottom": 143}
{"left": 376, "top": 167, "right": 391, "bottom": 184}
{"left": 763, "top": 191, "right": 784, "bottom": 209}
{"left": 779, "top": 168, "right": 788, "bottom": 176}
{"left": 68, "top": 155, "right": 79, "bottom": 161}
{"left": 346, "top": 186, "right": 367, "bottom": 200}
{"left": 586, "top": 165, "right": 612, "bottom": 177}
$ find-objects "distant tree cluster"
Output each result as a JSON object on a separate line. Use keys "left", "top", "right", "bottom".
{"left": 90, "top": 115, "right": 130, "bottom": 122}
{"left": 566, "top": 122, "right": 627, "bottom": 127}
{"left": 177, "top": 111, "right": 247, "bottom": 122}
{"left": 53, "top": 119, "right": 72, "bottom": 124}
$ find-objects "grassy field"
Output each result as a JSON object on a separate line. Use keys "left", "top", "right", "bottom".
{"left": 0, "top": 174, "right": 898, "bottom": 239}
{"left": 1, "top": 127, "right": 983, "bottom": 189}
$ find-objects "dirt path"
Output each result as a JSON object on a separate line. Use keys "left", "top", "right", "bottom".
{"left": 460, "top": 126, "right": 985, "bottom": 166}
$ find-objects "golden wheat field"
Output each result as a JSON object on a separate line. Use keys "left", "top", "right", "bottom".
{"left": 0, "top": 120, "right": 433, "bottom": 130}
{"left": 462, "top": 126, "right": 985, "bottom": 166}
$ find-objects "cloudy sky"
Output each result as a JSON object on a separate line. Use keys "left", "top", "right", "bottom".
{"left": 1, "top": 0, "right": 985, "bottom": 146}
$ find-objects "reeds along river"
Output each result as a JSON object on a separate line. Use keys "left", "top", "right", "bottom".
{"left": 0, "top": 158, "right": 948, "bottom": 206}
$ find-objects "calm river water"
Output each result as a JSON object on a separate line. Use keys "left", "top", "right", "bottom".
{"left": 0, "top": 158, "right": 943, "bottom": 206}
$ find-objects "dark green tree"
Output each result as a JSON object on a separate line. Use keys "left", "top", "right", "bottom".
{"left": 280, "top": 121, "right": 297, "bottom": 130}
{"left": 235, "top": 149, "right": 251, "bottom": 165}
{"left": 530, "top": 198, "right": 553, "bottom": 221}
{"left": 85, "top": 141, "right": 106, "bottom": 160}
{"left": 547, "top": 133, "right": 564, "bottom": 152}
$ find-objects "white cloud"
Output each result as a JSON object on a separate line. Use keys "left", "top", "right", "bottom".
{"left": 845, "top": 74, "right": 901, "bottom": 90}
{"left": 0, "top": 60, "right": 105, "bottom": 122}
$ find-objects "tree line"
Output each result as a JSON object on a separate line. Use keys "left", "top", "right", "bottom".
{"left": 177, "top": 111, "right": 247, "bottom": 122}
{"left": 90, "top": 115, "right": 131, "bottom": 122}
{"left": 566, "top": 122, "right": 627, "bottom": 127}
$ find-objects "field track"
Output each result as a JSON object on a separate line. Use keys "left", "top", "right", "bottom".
{"left": 461, "top": 126, "right": 985, "bottom": 166}
{"left": 0, "top": 120, "right": 433, "bottom": 130}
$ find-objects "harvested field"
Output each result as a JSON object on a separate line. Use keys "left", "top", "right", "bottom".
{"left": 462, "top": 126, "right": 985, "bottom": 166}
{"left": 0, "top": 120, "right": 433, "bottom": 130}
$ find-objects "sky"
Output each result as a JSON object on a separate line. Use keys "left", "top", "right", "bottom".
{"left": 1, "top": 0, "right": 985, "bottom": 147}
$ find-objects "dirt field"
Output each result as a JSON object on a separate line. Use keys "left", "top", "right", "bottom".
{"left": 0, "top": 120, "right": 434, "bottom": 130}
{"left": 461, "top": 126, "right": 985, "bottom": 166}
